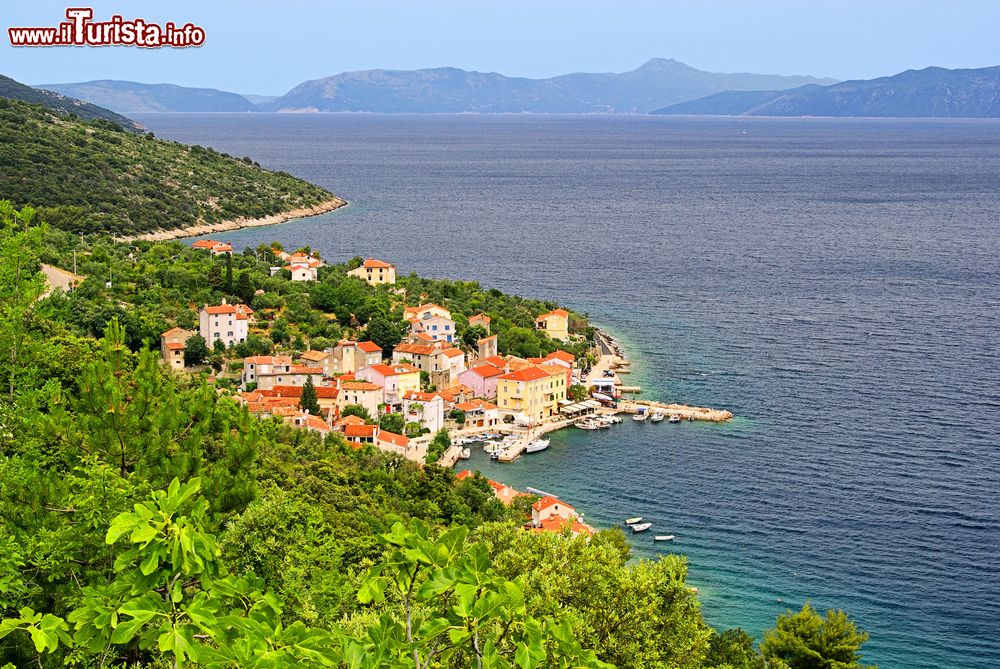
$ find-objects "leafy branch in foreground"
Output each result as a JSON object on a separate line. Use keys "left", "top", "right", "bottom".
{"left": 0, "top": 480, "right": 611, "bottom": 668}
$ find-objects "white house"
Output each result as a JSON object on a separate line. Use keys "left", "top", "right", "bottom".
{"left": 401, "top": 391, "right": 445, "bottom": 433}
{"left": 199, "top": 300, "right": 253, "bottom": 348}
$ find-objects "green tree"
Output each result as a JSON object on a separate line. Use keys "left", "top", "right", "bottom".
{"left": 462, "top": 324, "right": 488, "bottom": 348}
{"left": 234, "top": 270, "right": 254, "bottom": 304}
{"left": 704, "top": 628, "right": 765, "bottom": 668}
{"left": 224, "top": 254, "right": 233, "bottom": 292}
{"left": 500, "top": 326, "right": 542, "bottom": 358}
{"left": 299, "top": 376, "right": 321, "bottom": 415}
{"left": 568, "top": 384, "right": 589, "bottom": 401}
{"left": 404, "top": 421, "right": 423, "bottom": 438}
{"left": 378, "top": 412, "right": 405, "bottom": 434}
{"left": 365, "top": 316, "right": 406, "bottom": 355}
{"left": 761, "top": 603, "right": 875, "bottom": 669}
{"left": 184, "top": 334, "right": 209, "bottom": 366}
{"left": 425, "top": 428, "right": 451, "bottom": 464}
{"left": 340, "top": 404, "right": 372, "bottom": 423}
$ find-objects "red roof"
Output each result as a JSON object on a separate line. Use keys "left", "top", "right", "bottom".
{"left": 378, "top": 430, "right": 409, "bottom": 448}
{"left": 545, "top": 350, "right": 575, "bottom": 364}
{"left": 357, "top": 341, "right": 382, "bottom": 353}
{"left": 244, "top": 355, "right": 292, "bottom": 365}
{"left": 466, "top": 363, "right": 505, "bottom": 379}
{"left": 442, "top": 348, "right": 464, "bottom": 358}
{"left": 289, "top": 365, "right": 323, "bottom": 375}
{"left": 340, "top": 380, "right": 382, "bottom": 392}
{"left": 536, "top": 309, "right": 569, "bottom": 321}
{"left": 334, "top": 414, "right": 366, "bottom": 427}
{"left": 362, "top": 258, "right": 394, "bottom": 269}
{"left": 395, "top": 342, "right": 438, "bottom": 356}
{"left": 455, "top": 399, "right": 498, "bottom": 412}
{"left": 344, "top": 424, "right": 376, "bottom": 438}
{"left": 532, "top": 516, "right": 593, "bottom": 536}
{"left": 455, "top": 469, "right": 473, "bottom": 480}
{"left": 203, "top": 303, "right": 253, "bottom": 317}
{"left": 300, "top": 350, "right": 328, "bottom": 362}
{"left": 161, "top": 327, "right": 189, "bottom": 337}
{"left": 192, "top": 239, "right": 218, "bottom": 248}
{"left": 500, "top": 366, "right": 551, "bottom": 383}
{"left": 531, "top": 495, "right": 575, "bottom": 513}
{"left": 479, "top": 356, "right": 508, "bottom": 369}
{"left": 165, "top": 342, "right": 186, "bottom": 350}
{"left": 268, "top": 385, "right": 338, "bottom": 399}
{"left": 469, "top": 313, "right": 491, "bottom": 324}
{"left": 403, "top": 391, "right": 441, "bottom": 402}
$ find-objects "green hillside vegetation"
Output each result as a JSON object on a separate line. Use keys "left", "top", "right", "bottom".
{"left": 1, "top": 203, "right": 876, "bottom": 668}
{"left": 0, "top": 73, "right": 144, "bottom": 132}
{"left": 0, "top": 98, "right": 338, "bottom": 236}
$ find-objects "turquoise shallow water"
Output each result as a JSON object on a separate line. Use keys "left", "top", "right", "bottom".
{"left": 136, "top": 113, "right": 1000, "bottom": 668}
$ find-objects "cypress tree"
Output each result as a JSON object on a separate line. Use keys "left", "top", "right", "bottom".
{"left": 299, "top": 376, "right": 321, "bottom": 415}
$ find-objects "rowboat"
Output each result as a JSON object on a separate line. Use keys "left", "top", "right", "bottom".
{"left": 630, "top": 522, "right": 652, "bottom": 533}
{"left": 624, "top": 517, "right": 643, "bottom": 525}
{"left": 654, "top": 535, "right": 675, "bottom": 541}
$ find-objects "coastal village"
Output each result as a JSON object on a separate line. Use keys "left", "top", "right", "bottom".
{"left": 159, "top": 241, "right": 732, "bottom": 537}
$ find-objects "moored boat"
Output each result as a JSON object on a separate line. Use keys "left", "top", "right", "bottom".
{"left": 458, "top": 448, "right": 471, "bottom": 460}
{"left": 576, "top": 419, "right": 600, "bottom": 430}
{"left": 651, "top": 412, "right": 665, "bottom": 423}
{"left": 632, "top": 411, "right": 649, "bottom": 422}
{"left": 669, "top": 414, "right": 682, "bottom": 424}
{"left": 624, "top": 516, "right": 643, "bottom": 525}
{"left": 654, "top": 535, "right": 675, "bottom": 541}
{"left": 525, "top": 439, "right": 550, "bottom": 453}
{"left": 630, "top": 522, "right": 652, "bottom": 532}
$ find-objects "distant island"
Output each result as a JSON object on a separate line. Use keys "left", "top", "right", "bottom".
{"left": 0, "top": 73, "right": 144, "bottom": 131}
{"left": 651, "top": 65, "right": 1000, "bottom": 118}
{"left": 37, "top": 58, "right": 834, "bottom": 114}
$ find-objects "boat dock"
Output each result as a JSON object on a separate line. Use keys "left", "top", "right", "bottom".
{"left": 616, "top": 399, "right": 733, "bottom": 422}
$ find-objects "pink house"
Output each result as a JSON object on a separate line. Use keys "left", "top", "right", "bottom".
{"left": 457, "top": 363, "right": 505, "bottom": 399}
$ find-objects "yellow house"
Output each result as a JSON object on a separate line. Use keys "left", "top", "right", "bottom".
{"left": 496, "top": 365, "right": 567, "bottom": 423}
{"left": 535, "top": 309, "right": 570, "bottom": 342}
{"left": 348, "top": 258, "right": 397, "bottom": 285}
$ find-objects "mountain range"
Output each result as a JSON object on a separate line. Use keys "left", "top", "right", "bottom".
{"left": 39, "top": 80, "right": 254, "bottom": 113}
{"left": 0, "top": 74, "right": 144, "bottom": 131}
{"left": 652, "top": 66, "right": 1000, "bottom": 117}
{"left": 37, "top": 59, "right": 834, "bottom": 114}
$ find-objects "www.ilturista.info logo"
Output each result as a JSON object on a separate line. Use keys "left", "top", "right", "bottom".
{"left": 8, "top": 8, "right": 205, "bottom": 48}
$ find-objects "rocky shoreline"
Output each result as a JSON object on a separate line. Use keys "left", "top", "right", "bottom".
{"left": 119, "top": 196, "right": 348, "bottom": 242}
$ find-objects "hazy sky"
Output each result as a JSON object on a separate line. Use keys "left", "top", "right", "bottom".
{"left": 4, "top": 1, "right": 999, "bottom": 94}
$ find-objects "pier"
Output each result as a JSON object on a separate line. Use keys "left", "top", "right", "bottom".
{"left": 615, "top": 399, "right": 733, "bottom": 422}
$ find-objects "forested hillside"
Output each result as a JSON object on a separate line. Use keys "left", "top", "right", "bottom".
{"left": 0, "top": 202, "right": 877, "bottom": 668}
{"left": 0, "top": 99, "right": 341, "bottom": 236}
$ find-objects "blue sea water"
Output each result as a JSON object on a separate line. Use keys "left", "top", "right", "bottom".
{"left": 136, "top": 113, "right": 1000, "bottom": 669}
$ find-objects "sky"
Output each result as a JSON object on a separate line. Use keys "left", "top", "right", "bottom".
{"left": 3, "top": 0, "right": 999, "bottom": 95}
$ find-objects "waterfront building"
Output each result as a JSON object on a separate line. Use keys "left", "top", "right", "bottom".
{"left": 496, "top": 365, "right": 568, "bottom": 423}
{"left": 457, "top": 363, "right": 505, "bottom": 399}
{"left": 401, "top": 390, "right": 445, "bottom": 433}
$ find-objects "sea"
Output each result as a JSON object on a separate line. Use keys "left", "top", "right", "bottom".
{"left": 135, "top": 113, "right": 1000, "bottom": 669}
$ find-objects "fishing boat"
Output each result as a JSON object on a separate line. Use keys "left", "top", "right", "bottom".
{"left": 632, "top": 411, "right": 649, "bottom": 422}
{"left": 624, "top": 517, "right": 643, "bottom": 525}
{"left": 654, "top": 535, "right": 675, "bottom": 541}
{"left": 525, "top": 439, "right": 550, "bottom": 453}
{"left": 650, "top": 412, "right": 665, "bottom": 423}
{"left": 576, "top": 419, "right": 600, "bottom": 430}
{"left": 630, "top": 522, "right": 652, "bottom": 533}
{"left": 669, "top": 414, "right": 682, "bottom": 424}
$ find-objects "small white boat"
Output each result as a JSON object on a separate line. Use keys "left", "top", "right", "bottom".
{"left": 576, "top": 420, "right": 600, "bottom": 430}
{"left": 632, "top": 411, "right": 649, "bottom": 422}
{"left": 624, "top": 517, "right": 643, "bottom": 525}
{"left": 654, "top": 535, "right": 675, "bottom": 541}
{"left": 669, "top": 414, "right": 682, "bottom": 424}
{"left": 458, "top": 448, "right": 471, "bottom": 460}
{"left": 630, "top": 522, "right": 652, "bottom": 533}
{"left": 525, "top": 439, "right": 549, "bottom": 453}
{"left": 650, "top": 412, "right": 665, "bottom": 423}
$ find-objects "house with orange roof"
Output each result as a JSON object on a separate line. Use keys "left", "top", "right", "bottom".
{"left": 285, "top": 263, "right": 318, "bottom": 281}
{"left": 457, "top": 363, "right": 505, "bottom": 399}
{"left": 192, "top": 239, "right": 233, "bottom": 256}
{"left": 288, "top": 411, "right": 331, "bottom": 435}
{"left": 199, "top": 299, "right": 253, "bottom": 348}
{"left": 496, "top": 365, "right": 568, "bottom": 424}
{"left": 313, "top": 340, "right": 382, "bottom": 377}
{"left": 343, "top": 423, "right": 411, "bottom": 458}
{"left": 299, "top": 349, "right": 329, "bottom": 370}
{"left": 336, "top": 379, "right": 383, "bottom": 419}
{"left": 535, "top": 308, "right": 570, "bottom": 342}
{"left": 532, "top": 515, "right": 595, "bottom": 538}
{"left": 356, "top": 363, "right": 421, "bottom": 409}
{"left": 348, "top": 258, "right": 397, "bottom": 285}
{"left": 392, "top": 340, "right": 465, "bottom": 388}
{"left": 403, "top": 304, "right": 456, "bottom": 344}
{"left": 242, "top": 355, "right": 323, "bottom": 391}
{"left": 468, "top": 313, "right": 491, "bottom": 334}
{"left": 402, "top": 390, "right": 445, "bottom": 433}
{"left": 262, "top": 384, "right": 339, "bottom": 412}
{"left": 454, "top": 399, "right": 500, "bottom": 428}
{"left": 332, "top": 414, "right": 366, "bottom": 430}
{"left": 455, "top": 470, "right": 522, "bottom": 505}
{"left": 531, "top": 495, "right": 577, "bottom": 526}
{"left": 527, "top": 350, "right": 576, "bottom": 389}
{"left": 434, "top": 384, "right": 474, "bottom": 409}
{"left": 477, "top": 355, "right": 509, "bottom": 372}
{"left": 159, "top": 327, "right": 194, "bottom": 370}
{"left": 476, "top": 334, "right": 498, "bottom": 361}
